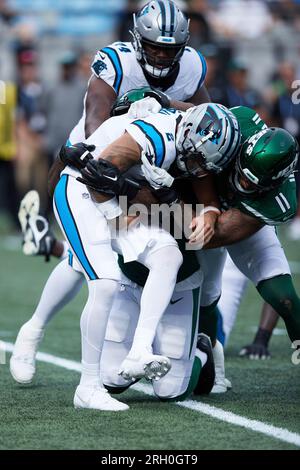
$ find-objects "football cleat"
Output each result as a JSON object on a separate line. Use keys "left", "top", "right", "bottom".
{"left": 18, "top": 190, "right": 55, "bottom": 262}
{"left": 211, "top": 340, "right": 232, "bottom": 394}
{"left": 193, "top": 333, "right": 215, "bottom": 395}
{"left": 119, "top": 349, "right": 171, "bottom": 382}
{"left": 10, "top": 320, "right": 44, "bottom": 384}
{"left": 74, "top": 385, "right": 129, "bottom": 411}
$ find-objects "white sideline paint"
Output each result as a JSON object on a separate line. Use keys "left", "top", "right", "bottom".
{"left": 3, "top": 341, "right": 300, "bottom": 448}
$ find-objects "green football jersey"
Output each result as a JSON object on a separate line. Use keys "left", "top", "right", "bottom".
{"left": 218, "top": 106, "right": 297, "bottom": 225}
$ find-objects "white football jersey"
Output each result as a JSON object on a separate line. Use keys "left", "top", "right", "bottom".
{"left": 87, "top": 108, "right": 181, "bottom": 170}
{"left": 69, "top": 41, "right": 206, "bottom": 144}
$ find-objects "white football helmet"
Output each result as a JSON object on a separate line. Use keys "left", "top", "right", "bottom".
{"left": 176, "top": 103, "right": 241, "bottom": 177}
{"left": 131, "top": 0, "right": 190, "bottom": 78}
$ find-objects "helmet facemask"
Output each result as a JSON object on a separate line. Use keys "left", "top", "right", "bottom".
{"left": 131, "top": 4, "right": 189, "bottom": 79}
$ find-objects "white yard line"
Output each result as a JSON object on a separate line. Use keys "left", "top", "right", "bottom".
{"left": 2, "top": 341, "right": 300, "bottom": 448}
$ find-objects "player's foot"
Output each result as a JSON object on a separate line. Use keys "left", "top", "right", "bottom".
{"left": 10, "top": 320, "right": 44, "bottom": 384}
{"left": 193, "top": 333, "right": 215, "bottom": 395}
{"left": 211, "top": 377, "right": 232, "bottom": 394}
{"left": 119, "top": 348, "right": 171, "bottom": 381}
{"left": 74, "top": 385, "right": 129, "bottom": 411}
{"left": 211, "top": 340, "right": 232, "bottom": 394}
{"left": 18, "top": 190, "right": 55, "bottom": 261}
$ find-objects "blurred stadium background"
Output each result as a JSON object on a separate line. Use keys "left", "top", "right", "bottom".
{"left": 0, "top": 0, "right": 300, "bottom": 450}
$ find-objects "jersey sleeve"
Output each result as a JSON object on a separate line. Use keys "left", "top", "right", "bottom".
{"left": 125, "top": 118, "right": 166, "bottom": 168}
{"left": 230, "top": 106, "right": 267, "bottom": 143}
{"left": 183, "top": 47, "right": 207, "bottom": 97}
{"left": 237, "top": 176, "right": 297, "bottom": 225}
{"left": 91, "top": 45, "right": 123, "bottom": 94}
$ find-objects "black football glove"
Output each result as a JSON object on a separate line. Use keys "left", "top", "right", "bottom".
{"left": 77, "top": 159, "right": 141, "bottom": 199}
{"left": 152, "top": 187, "right": 179, "bottom": 206}
{"left": 239, "top": 328, "right": 271, "bottom": 359}
{"left": 239, "top": 343, "right": 271, "bottom": 360}
{"left": 59, "top": 143, "right": 95, "bottom": 170}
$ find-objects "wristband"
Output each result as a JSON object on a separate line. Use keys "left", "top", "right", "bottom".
{"left": 200, "top": 206, "right": 221, "bottom": 216}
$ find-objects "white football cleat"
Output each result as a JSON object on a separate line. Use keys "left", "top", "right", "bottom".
{"left": 74, "top": 385, "right": 129, "bottom": 411}
{"left": 119, "top": 349, "right": 171, "bottom": 382}
{"left": 211, "top": 340, "right": 232, "bottom": 394}
{"left": 18, "top": 190, "right": 54, "bottom": 261}
{"left": 10, "top": 321, "right": 44, "bottom": 384}
{"left": 18, "top": 190, "right": 40, "bottom": 236}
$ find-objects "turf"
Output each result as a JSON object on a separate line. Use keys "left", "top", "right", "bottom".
{"left": 0, "top": 228, "right": 299, "bottom": 450}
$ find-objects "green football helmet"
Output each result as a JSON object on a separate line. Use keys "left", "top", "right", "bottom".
{"left": 231, "top": 127, "right": 299, "bottom": 195}
{"left": 110, "top": 86, "right": 169, "bottom": 116}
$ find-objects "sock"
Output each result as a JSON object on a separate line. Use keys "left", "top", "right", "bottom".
{"left": 79, "top": 361, "right": 101, "bottom": 388}
{"left": 198, "top": 298, "right": 220, "bottom": 344}
{"left": 80, "top": 279, "right": 118, "bottom": 370}
{"left": 31, "top": 259, "right": 84, "bottom": 327}
{"left": 131, "top": 246, "right": 182, "bottom": 351}
{"left": 257, "top": 274, "right": 300, "bottom": 343}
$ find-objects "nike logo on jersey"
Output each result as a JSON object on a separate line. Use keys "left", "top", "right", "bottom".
{"left": 170, "top": 297, "right": 183, "bottom": 305}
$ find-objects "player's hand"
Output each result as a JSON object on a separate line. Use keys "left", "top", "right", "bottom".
{"left": 141, "top": 152, "right": 174, "bottom": 189}
{"left": 239, "top": 343, "right": 271, "bottom": 360}
{"left": 144, "top": 89, "right": 170, "bottom": 108}
{"left": 77, "top": 159, "right": 121, "bottom": 195}
{"left": 59, "top": 143, "right": 95, "bottom": 170}
{"left": 128, "top": 96, "right": 162, "bottom": 118}
{"left": 189, "top": 212, "right": 216, "bottom": 246}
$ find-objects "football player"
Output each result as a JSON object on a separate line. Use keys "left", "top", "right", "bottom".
{"left": 141, "top": 104, "right": 299, "bottom": 392}
{"left": 12, "top": 101, "right": 241, "bottom": 405}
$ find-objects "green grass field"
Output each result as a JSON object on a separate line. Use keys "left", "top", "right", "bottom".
{"left": 0, "top": 226, "right": 299, "bottom": 450}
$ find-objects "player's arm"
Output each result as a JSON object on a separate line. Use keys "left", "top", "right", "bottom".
{"left": 205, "top": 208, "right": 263, "bottom": 248}
{"left": 187, "top": 85, "right": 211, "bottom": 105}
{"left": 84, "top": 76, "right": 117, "bottom": 138}
{"left": 78, "top": 132, "right": 142, "bottom": 204}
{"left": 189, "top": 175, "right": 221, "bottom": 246}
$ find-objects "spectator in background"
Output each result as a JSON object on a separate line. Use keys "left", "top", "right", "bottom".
{"left": 220, "top": 59, "right": 263, "bottom": 109}
{"left": 77, "top": 50, "right": 93, "bottom": 84}
{"left": 15, "top": 47, "right": 48, "bottom": 210}
{"left": 45, "top": 51, "right": 86, "bottom": 161}
{"left": 0, "top": 71, "right": 19, "bottom": 229}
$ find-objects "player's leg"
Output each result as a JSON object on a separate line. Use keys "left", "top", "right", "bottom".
{"left": 217, "top": 255, "right": 249, "bottom": 345}
{"left": 53, "top": 174, "right": 128, "bottom": 411}
{"left": 227, "top": 225, "right": 300, "bottom": 345}
{"left": 152, "top": 283, "right": 214, "bottom": 400}
{"left": 102, "top": 281, "right": 141, "bottom": 393}
{"left": 118, "top": 226, "right": 183, "bottom": 380}
{"left": 10, "top": 258, "right": 84, "bottom": 384}
{"left": 197, "top": 248, "right": 232, "bottom": 393}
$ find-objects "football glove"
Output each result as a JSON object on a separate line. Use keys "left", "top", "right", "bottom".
{"left": 145, "top": 89, "right": 170, "bottom": 109}
{"left": 128, "top": 97, "right": 162, "bottom": 119}
{"left": 77, "top": 159, "right": 141, "bottom": 200}
{"left": 59, "top": 143, "right": 95, "bottom": 170}
{"left": 239, "top": 327, "right": 271, "bottom": 359}
{"left": 141, "top": 152, "right": 174, "bottom": 189}
{"left": 239, "top": 343, "right": 271, "bottom": 360}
